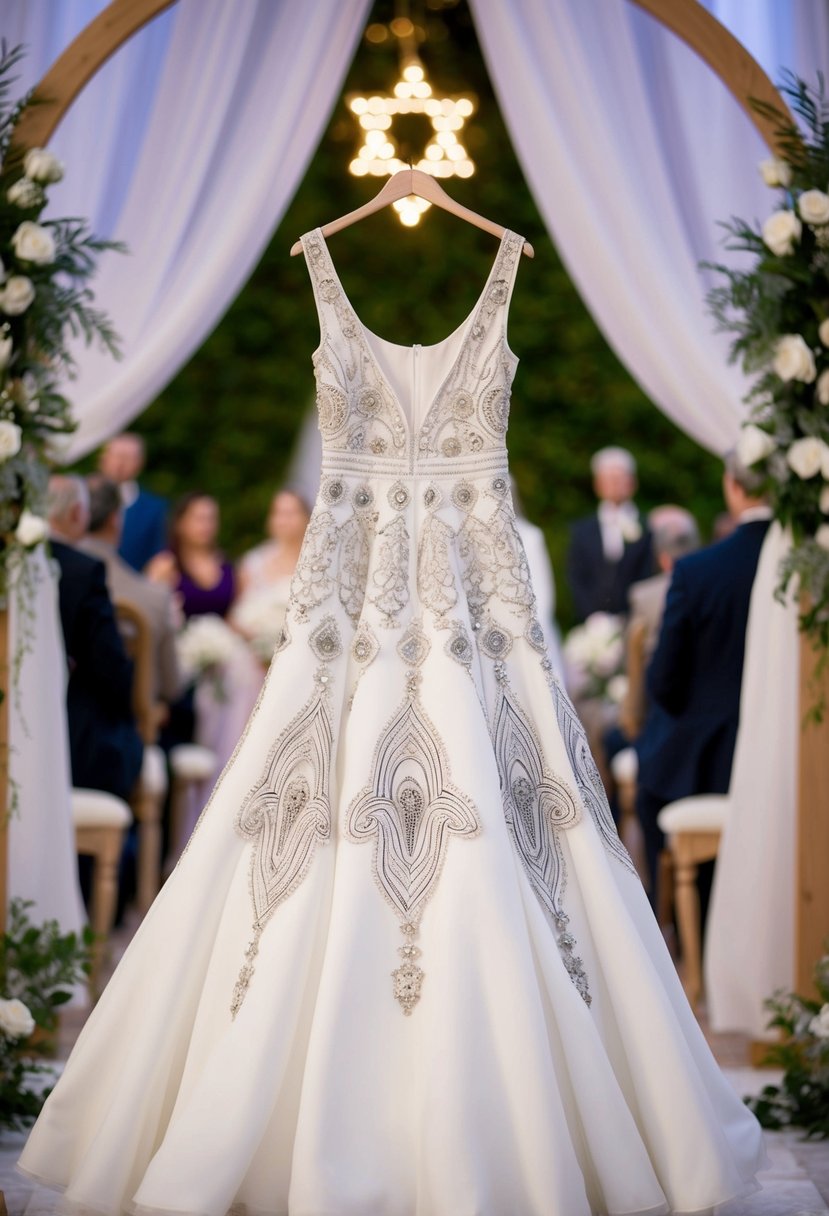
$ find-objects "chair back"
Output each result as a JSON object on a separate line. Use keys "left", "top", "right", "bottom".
{"left": 619, "top": 616, "right": 648, "bottom": 740}
{"left": 113, "top": 599, "right": 157, "bottom": 745}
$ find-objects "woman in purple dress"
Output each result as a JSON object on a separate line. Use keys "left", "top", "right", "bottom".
{"left": 147, "top": 491, "right": 235, "bottom": 618}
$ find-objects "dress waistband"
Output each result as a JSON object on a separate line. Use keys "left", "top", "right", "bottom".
{"left": 320, "top": 451, "right": 511, "bottom": 480}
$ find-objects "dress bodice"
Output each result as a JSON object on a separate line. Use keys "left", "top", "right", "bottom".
{"left": 301, "top": 227, "right": 525, "bottom": 478}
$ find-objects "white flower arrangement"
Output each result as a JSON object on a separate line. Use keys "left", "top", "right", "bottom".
{"left": 707, "top": 75, "right": 829, "bottom": 708}
{"left": 176, "top": 613, "right": 241, "bottom": 702}
{"left": 0, "top": 996, "right": 34, "bottom": 1039}
{"left": 563, "top": 612, "right": 625, "bottom": 701}
{"left": 231, "top": 585, "right": 289, "bottom": 664}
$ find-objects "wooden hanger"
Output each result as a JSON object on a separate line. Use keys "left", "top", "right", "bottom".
{"left": 290, "top": 166, "right": 534, "bottom": 257}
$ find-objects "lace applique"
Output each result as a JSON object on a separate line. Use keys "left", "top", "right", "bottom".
{"left": 388, "top": 481, "right": 411, "bottom": 511}
{"left": 345, "top": 668, "right": 481, "bottom": 1014}
{"left": 444, "top": 621, "right": 474, "bottom": 669}
{"left": 338, "top": 511, "right": 375, "bottom": 623}
{"left": 477, "top": 616, "right": 513, "bottom": 661}
{"left": 232, "top": 685, "right": 334, "bottom": 1016}
{"left": 417, "top": 513, "right": 458, "bottom": 622}
{"left": 491, "top": 677, "right": 590, "bottom": 1004}
{"left": 396, "top": 618, "right": 431, "bottom": 666}
{"left": 290, "top": 509, "right": 338, "bottom": 621}
{"left": 423, "top": 484, "right": 442, "bottom": 510}
{"left": 525, "top": 616, "right": 547, "bottom": 655}
{"left": 352, "top": 621, "right": 380, "bottom": 667}
{"left": 369, "top": 515, "right": 410, "bottom": 627}
{"left": 458, "top": 501, "right": 534, "bottom": 625}
{"left": 546, "top": 663, "right": 637, "bottom": 877}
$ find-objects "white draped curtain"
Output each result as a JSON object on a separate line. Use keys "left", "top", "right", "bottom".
{"left": 4, "top": 0, "right": 372, "bottom": 460}
{"left": 469, "top": 0, "right": 829, "bottom": 454}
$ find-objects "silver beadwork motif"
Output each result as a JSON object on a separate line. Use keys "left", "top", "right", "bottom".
{"left": 232, "top": 689, "right": 334, "bottom": 1015}
{"left": 445, "top": 622, "right": 474, "bottom": 668}
{"left": 309, "top": 615, "right": 343, "bottom": 663}
{"left": 338, "top": 512, "right": 374, "bottom": 624}
{"left": 417, "top": 513, "right": 458, "bottom": 621}
{"left": 423, "top": 484, "right": 442, "bottom": 509}
{"left": 451, "top": 480, "right": 478, "bottom": 511}
{"left": 352, "top": 622, "right": 380, "bottom": 667}
{"left": 290, "top": 510, "right": 338, "bottom": 620}
{"left": 492, "top": 685, "right": 590, "bottom": 1005}
{"left": 320, "top": 477, "right": 346, "bottom": 506}
{"left": 369, "top": 515, "right": 410, "bottom": 627}
{"left": 388, "top": 481, "right": 411, "bottom": 511}
{"left": 478, "top": 619, "right": 513, "bottom": 660}
{"left": 525, "top": 617, "right": 547, "bottom": 654}
{"left": 346, "top": 693, "right": 481, "bottom": 1014}
{"left": 396, "top": 619, "right": 431, "bottom": 667}
{"left": 316, "top": 386, "right": 348, "bottom": 438}
{"left": 353, "top": 484, "right": 374, "bottom": 509}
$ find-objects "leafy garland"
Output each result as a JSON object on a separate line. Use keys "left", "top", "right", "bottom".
{"left": 747, "top": 947, "right": 829, "bottom": 1139}
{"left": 707, "top": 75, "right": 829, "bottom": 711}
{"left": 0, "top": 41, "right": 122, "bottom": 623}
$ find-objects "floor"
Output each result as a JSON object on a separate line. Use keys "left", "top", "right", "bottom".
{"left": 1, "top": 917, "right": 827, "bottom": 1216}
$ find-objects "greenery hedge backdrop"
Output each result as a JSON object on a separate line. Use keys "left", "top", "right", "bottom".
{"left": 80, "top": 0, "right": 724, "bottom": 627}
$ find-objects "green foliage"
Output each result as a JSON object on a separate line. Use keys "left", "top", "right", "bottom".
{"left": 126, "top": 1, "right": 722, "bottom": 628}
{"left": 0, "top": 898, "right": 94, "bottom": 1132}
{"left": 746, "top": 948, "right": 829, "bottom": 1139}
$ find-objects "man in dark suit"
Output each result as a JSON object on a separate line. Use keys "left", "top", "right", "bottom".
{"left": 47, "top": 475, "right": 143, "bottom": 802}
{"left": 566, "top": 446, "right": 653, "bottom": 621}
{"left": 636, "top": 451, "right": 772, "bottom": 909}
{"left": 98, "top": 432, "right": 167, "bottom": 572}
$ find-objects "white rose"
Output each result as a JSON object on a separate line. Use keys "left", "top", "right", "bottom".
{"left": 820, "top": 485, "right": 829, "bottom": 513}
{"left": 23, "top": 147, "right": 64, "bottom": 185}
{"left": 7, "top": 178, "right": 43, "bottom": 209}
{"left": 798, "top": 189, "right": 829, "bottom": 227}
{"left": 787, "top": 436, "right": 826, "bottom": 479}
{"left": 0, "top": 997, "right": 35, "bottom": 1040}
{"left": 14, "top": 509, "right": 48, "bottom": 547}
{"left": 737, "top": 424, "right": 776, "bottom": 466}
{"left": 0, "top": 275, "right": 35, "bottom": 315}
{"left": 816, "top": 524, "right": 829, "bottom": 552}
{"left": 817, "top": 370, "right": 829, "bottom": 405}
{"left": 810, "top": 1004, "right": 829, "bottom": 1039}
{"left": 762, "top": 209, "right": 802, "bottom": 255}
{"left": 11, "top": 221, "right": 56, "bottom": 266}
{"left": 0, "top": 419, "right": 22, "bottom": 462}
{"left": 0, "top": 334, "right": 12, "bottom": 368}
{"left": 759, "top": 157, "right": 792, "bottom": 188}
{"left": 773, "top": 334, "right": 816, "bottom": 383}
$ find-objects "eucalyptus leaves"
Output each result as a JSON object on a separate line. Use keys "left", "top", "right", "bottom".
{"left": 707, "top": 76, "right": 829, "bottom": 677}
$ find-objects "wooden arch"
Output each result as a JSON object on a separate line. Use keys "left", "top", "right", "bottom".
{"left": 2, "top": 2, "right": 825, "bottom": 1002}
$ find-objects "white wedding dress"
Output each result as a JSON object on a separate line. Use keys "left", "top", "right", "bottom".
{"left": 19, "top": 230, "right": 764, "bottom": 1216}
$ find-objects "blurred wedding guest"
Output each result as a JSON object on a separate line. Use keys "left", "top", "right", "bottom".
{"left": 635, "top": 452, "right": 771, "bottom": 909}
{"left": 99, "top": 432, "right": 167, "bottom": 573}
{"left": 82, "top": 475, "right": 185, "bottom": 709}
{"left": 146, "top": 492, "right": 235, "bottom": 619}
{"left": 616, "top": 506, "right": 700, "bottom": 749}
{"left": 47, "top": 475, "right": 143, "bottom": 802}
{"left": 232, "top": 488, "right": 311, "bottom": 658}
{"left": 712, "top": 510, "right": 738, "bottom": 542}
{"left": 566, "top": 446, "right": 653, "bottom": 621}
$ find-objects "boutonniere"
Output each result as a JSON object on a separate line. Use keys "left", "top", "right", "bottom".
{"left": 620, "top": 517, "right": 642, "bottom": 544}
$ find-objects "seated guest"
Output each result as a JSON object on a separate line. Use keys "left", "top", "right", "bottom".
{"left": 629, "top": 506, "right": 700, "bottom": 666}
{"left": 47, "top": 475, "right": 143, "bottom": 802}
{"left": 635, "top": 452, "right": 771, "bottom": 910}
{"left": 146, "top": 492, "right": 235, "bottom": 619}
{"left": 566, "top": 446, "right": 653, "bottom": 621}
{"left": 82, "top": 475, "right": 185, "bottom": 710}
{"left": 98, "top": 432, "right": 167, "bottom": 573}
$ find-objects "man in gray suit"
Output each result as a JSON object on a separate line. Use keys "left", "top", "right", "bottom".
{"left": 629, "top": 507, "right": 701, "bottom": 660}
{"left": 82, "top": 476, "right": 184, "bottom": 709}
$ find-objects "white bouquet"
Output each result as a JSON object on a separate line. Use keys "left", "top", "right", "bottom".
{"left": 231, "top": 585, "right": 289, "bottom": 664}
{"left": 176, "top": 614, "right": 240, "bottom": 697}
{"left": 563, "top": 612, "right": 625, "bottom": 700}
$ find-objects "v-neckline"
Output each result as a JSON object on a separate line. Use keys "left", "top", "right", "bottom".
{"left": 314, "top": 227, "right": 513, "bottom": 449}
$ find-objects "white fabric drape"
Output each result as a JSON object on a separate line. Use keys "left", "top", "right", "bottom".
{"left": 705, "top": 524, "right": 799, "bottom": 1039}
{"left": 3, "top": 0, "right": 372, "bottom": 460}
{"left": 469, "top": 0, "right": 829, "bottom": 455}
{"left": 8, "top": 550, "right": 85, "bottom": 936}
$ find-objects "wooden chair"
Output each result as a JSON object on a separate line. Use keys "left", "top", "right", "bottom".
{"left": 166, "top": 743, "right": 217, "bottom": 870}
{"left": 657, "top": 794, "right": 728, "bottom": 1008}
{"left": 72, "top": 788, "right": 131, "bottom": 991}
{"left": 113, "top": 599, "right": 168, "bottom": 911}
{"left": 618, "top": 617, "right": 648, "bottom": 742}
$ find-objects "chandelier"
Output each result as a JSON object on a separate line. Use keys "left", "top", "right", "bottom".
{"left": 347, "top": 33, "right": 476, "bottom": 227}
